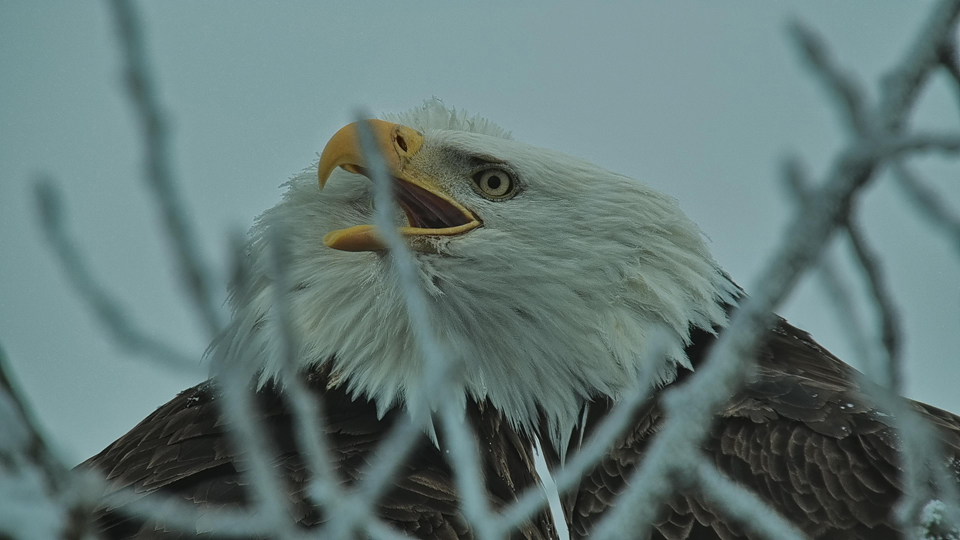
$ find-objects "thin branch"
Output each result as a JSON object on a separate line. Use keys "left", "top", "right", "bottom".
{"left": 322, "top": 419, "right": 424, "bottom": 539}
{"left": 104, "top": 0, "right": 224, "bottom": 338}
{"left": 891, "top": 162, "right": 960, "bottom": 258}
{"left": 878, "top": 0, "right": 960, "bottom": 133}
{"left": 353, "top": 114, "right": 501, "bottom": 540}
{"left": 591, "top": 3, "right": 960, "bottom": 537}
{"left": 844, "top": 221, "right": 903, "bottom": 391}
{"left": 938, "top": 39, "right": 960, "bottom": 115}
{"left": 812, "top": 256, "right": 960, "bottom": 537}
{"left": 789, "top": 20, "right": 871, "bottom": 136}
{"left": 33, "top": 178, "right": 201, "bottom": 374}
{"left": 204, "top": 240, "right": 299, "bottom": 540}
{"left": 692, "top": 458, "right": 808, "bottom": 540}
{"left": 99, "top": 483, "right": 278, "bottom": 538}
{"left": 854, "top": 131, "right": 960, "bottom": 159}
{"left": 0, "top": 340, "right": 97, "bottom": 540}
{"left": 787, "top": 158, "right": 959, "bottom": 537}
{"left": 498, "top": 367, "right": 656, "bottom": 533}
{"left": 783, "top": 158, "right": 903, "bottom": 391}
{"left": 264, "top": 227, "right": 341, "bottom": 506}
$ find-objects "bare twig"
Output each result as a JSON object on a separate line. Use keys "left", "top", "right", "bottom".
{"left": 692, "top": 458, "right": 808, "bottom": 540}
{"left": 321, "top": 113, "right": 498, "bottom": 538}
{"left": 0, "top": 341, "right": 97, "bottom": 540}
{"left": 105, "top": 0, "right": 224, "bottom": 338}
{"left": 34, "top": 178, "right": 200, "bottom": 374}
{"left": 205, "top": 240, "right": 299, "bottom": 540}
{"left": 811, "top": 254, "right": 960, "bottom": 537}
{"left": 353, "top": 114, "right": 501, "bottom": 540}
{"left": 498, "top": 364, "right": 657, "bottom": 533}
{"left": 786, "top": 153, "right": 959, "bottom": 536}
{"left": 789, "top": 20, "right": 871, "bottom": 136}
{"left": 783, "top": 158, "right": 903, "bottom": 390}
{"left": 937, "top": 40, "right": 960, "bottom": 113}
{"left": 264, "top": 227, "right": 341, "bottom": 506}
{"left": 879, "top": 0, "right": 960, "bottom": 133}
{"left": 265, "top": 228, "right": 410, "bottom": 537}
{"left": 99, "top": 484, "right": 277, "bottom": 538}
{"left": 322, "top": 419, "right": 423, "bottom": 539}
{"left": 844, "top": 221, "right": 903, "bottom": 391}
{"left": 592, "top": 3, "right": 960, "bottom": 537}
{"left": 892, "top": 162, "right": 960, "bottom": 258}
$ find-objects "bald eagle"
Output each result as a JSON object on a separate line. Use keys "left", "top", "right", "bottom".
{"left": 84, "top": 101, "right": 960, "bottom": 540}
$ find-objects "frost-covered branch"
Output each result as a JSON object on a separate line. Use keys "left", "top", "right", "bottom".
{"left": 498, "top": 363, "right": 658, "bottom": 533}
{"left": 786, "top": 18, "right": 960, "bottom": 535}
{"left": 783, "top": 159, "right": 903, "bottom": 389}
{"left": 940, "top": 41, "right": 960, "bottom": 111}
{"left": 592, "top": 2, "right": 960, "bottom": 538}
{"left": 809, "top": 249, "right": 960, "bottom": 537}
{"left": 322, "top": 419, "right": 422, "bottom": 539}
{"left": 790, "top": 21, "right": 871, "bottom": 136}
{"left": 34, "top": 178, "right": 201, "bottom": 374}
{"left": 692, "top": 458, "right": 807, "bottom": 540}
{"left": 0, "top": 340, "right": 97, "bottom": 540}
{"left": 844, "top": 219, "right": 903, "bottom": 389}
{"left": 205, "top": 242, "right": 299, "bottom": 540}
{"left": 264, "top": 227, "right": 341, "bottom": 506}
{"left": 892, "top": 163, "right": 960, "bottom": 258}
{"left": 105, "top": 0, "right": 224, "bottom": 338}
{"left": 353, "top": 115, "right": 501, "bottom": 540}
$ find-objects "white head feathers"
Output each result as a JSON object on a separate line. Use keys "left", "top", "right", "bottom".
{"left": 213, "top": 99, "right": 738, "bottom": 452}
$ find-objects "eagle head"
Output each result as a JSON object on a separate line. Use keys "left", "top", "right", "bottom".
{"left": 215, "top": 100, "right": 737, "bottom": 449}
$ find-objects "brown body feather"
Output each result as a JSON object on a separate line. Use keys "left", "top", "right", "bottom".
{"left": 81, "top": 366, "right": 557, "bottom": 540}
{"left": 553, "top": 318, "right": 960, "bottom": 539}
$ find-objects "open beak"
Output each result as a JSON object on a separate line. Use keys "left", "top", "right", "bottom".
{"left": 317, "top": 119, "right": 480, "bottom": 252}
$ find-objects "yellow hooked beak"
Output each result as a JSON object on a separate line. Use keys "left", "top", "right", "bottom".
{"left": 317, "top": 119, "right": 480, "bottom": 252}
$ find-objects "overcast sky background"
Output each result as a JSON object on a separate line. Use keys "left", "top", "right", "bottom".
{"left": 1, "top": 2, "right": 959, "bottom": 469}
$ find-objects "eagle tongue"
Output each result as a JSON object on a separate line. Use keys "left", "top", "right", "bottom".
{"left": 394, "top": 179, "right": 469, "bottom": 229}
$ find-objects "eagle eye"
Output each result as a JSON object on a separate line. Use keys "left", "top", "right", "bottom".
{"left": 471, "top": 168, "right": 517, "bottom": 200}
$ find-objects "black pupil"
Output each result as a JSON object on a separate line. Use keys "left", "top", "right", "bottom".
{"left": 487, "top": 175, "right": 502, "bottom": 190}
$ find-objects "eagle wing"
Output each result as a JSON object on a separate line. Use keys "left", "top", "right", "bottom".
{"left": 555, "top": 318, "right": 960, "bottom": 540}
{"left": 81, "top": 367, "right": 556, "bottom": 540}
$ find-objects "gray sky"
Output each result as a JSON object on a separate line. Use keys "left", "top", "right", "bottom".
{"left": 1, "top": 1, "right": 959, "bottom": 466}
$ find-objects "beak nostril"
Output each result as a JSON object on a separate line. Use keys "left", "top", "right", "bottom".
{"left": 396, "top": 134, "right": 408, "bottom": 153}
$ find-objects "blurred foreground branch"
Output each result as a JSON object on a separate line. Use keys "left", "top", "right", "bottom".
{"left": 592, "top": 2, "right": 960, "bottom": 538}
{"left": 34, "top": 178, "right": 201, "bottom": 374}
{"left": 106, "top": 0, "right": 224, "bottom": 338}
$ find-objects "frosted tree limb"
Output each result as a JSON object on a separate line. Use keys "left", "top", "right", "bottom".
{"left": 789, "top": 21, "right": 871, "bottom": 136}
{"left": 34, "top": 178, "right": 201, "bottom": 374}
{"left": 592, "top": 2, "right": 960, "bottom": 538}
{"left": 692, "top": 457, "right": 807, "bottom": 540}
{"left": 0, "top": 341, "right": 100, "bottom": 540}
{"left": 786, "top": 152, "right": 960, "bottom": 536}
{"left": 366, "top": 520, "right": 418, "bottom": 540}
{"left": 879, "top": 1, "right": 960, "bottom": 133}
{"left": 204, "top": 240, "right": 300, "bottom": 540}
{"left": 938, "top": 41, "right": 960, "bottom": 112}
{"left": 783, "top": 159, "right": 903, "bottom": 390}
{"left": 813, "top": 254, "right": 960, "bottom": 538}
{"left": 264, "top": 229, "right": 409, "bottom": 538}
{"left": 892, "top": 162, "right": 960, "bottom": 258}
{"left": 844, "top": 220, "right": 903, "bottom": 389}
{"left": 497, "top": 364, "right": 658, "bottom": 533}
{"left": 264, "top": 227, "right": 341, "bottom": 506}
{"left": 321, "top": 113, "right": 500, "bottom": 539}
{"left": 104, "top": 0, "right": 224, "bottom": 338}
{"left": 99, "top": 486, "right": 276, "bottom": 538}
{"left": 354, "top": 114, "right": 501, "bottom": 540}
